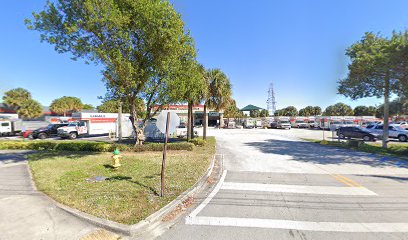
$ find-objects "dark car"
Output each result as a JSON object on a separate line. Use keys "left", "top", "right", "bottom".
{"left": 31, "top": 123, "right": 69, "bottom": 139}
{"left": 337, "top": 126, "right": 380, "bottom": 142}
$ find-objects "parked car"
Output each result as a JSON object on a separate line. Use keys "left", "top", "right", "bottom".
{"left": 32, "top": 123, "right": 69, "bottom": 139}
{"left": 277, "top": 120, "right": 291, "bottom": 129}
{"left": 395, "top": 121, "right": 408, "bottom": 130}
{"left": 343, "top": 121, "right": 358, "bottom": 127}
{"left": 270, "top": 121, "right": 278, "bottom": 128}
{"left": 361, "top": 122, "right": 375, "bottom": 128}
{"left": 337, "top": 126, "right": 380, "bottom": 141}
{"left": 366, "top": 124, "right": 408, "bottom": 142}
{"left": 329, "top": 121, "right": 344, "bottom": 131}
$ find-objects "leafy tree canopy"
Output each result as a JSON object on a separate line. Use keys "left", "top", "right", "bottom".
{"left": 249, "top": 110, "right": 260, "bottom": 118}
{"left": 323, "top": 103, "right": 353, "bottom": 116}
{"left": 50, "top": 96, "right": 83, "bottom": 116}
{"left": 82, "top": 104, "right": 94, "bottom": 110}
{"left": 17, "top": 99, "right": 43, "bottom": 120}
{"left": 353, "top": 105, "right": 376, "bottom": 116}
{"left": 259, "top": 109, "right": 269, "bottom": 117}
{"left": 2, "top": 88, "right": 31, "bottom": 110}
{"left": 97, "top": 99, "right": 145, "bottom": 117}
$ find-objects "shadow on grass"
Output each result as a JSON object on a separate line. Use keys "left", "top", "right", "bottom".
{"left": 107, "top": 175, "right": 159, "bottom": 196}
{"left": 28, "top": 151, "right": 100, "bottom": 162}
{"left": 244, "top": 139, "right": 408, "bottom": 169}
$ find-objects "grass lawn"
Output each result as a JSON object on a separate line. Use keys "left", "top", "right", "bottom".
{"left": 303, "top": 138, "right": 408, "bottom": 159}
{"left": 28, "top": 137, "right": 216, "bottom": 225}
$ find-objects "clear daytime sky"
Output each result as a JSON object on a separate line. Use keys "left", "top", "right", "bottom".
{"left": 1, "top": 1, "right": 408, "bottom": 110}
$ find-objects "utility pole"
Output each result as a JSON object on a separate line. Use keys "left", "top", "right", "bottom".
{"left": 118, "top": 101, "right": 122, "bottom": 142}
{"left": 267, "top": 83, "right": 277, "bottom": 116}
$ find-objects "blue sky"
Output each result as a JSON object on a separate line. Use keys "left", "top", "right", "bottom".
{"left": 1, "top": 1, "right": 408, "bottom": 110}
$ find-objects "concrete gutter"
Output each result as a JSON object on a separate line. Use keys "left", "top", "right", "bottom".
{"left": 28, "top": 153, "right": 221, "bottom": 237}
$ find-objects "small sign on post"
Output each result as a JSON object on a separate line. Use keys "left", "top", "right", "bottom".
{"left": 156, "top": 111, "right": 180, "bottom": 197}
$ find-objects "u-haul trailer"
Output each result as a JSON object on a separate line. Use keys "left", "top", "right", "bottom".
{"left": 57, "top": 112, "right": 130, "bottom": 139}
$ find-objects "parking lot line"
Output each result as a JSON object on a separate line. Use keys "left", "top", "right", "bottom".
{"left": 220, "top": 182, "right": 376, "bottom": 196}
{"left": 186, "top": 216, "right": 408, "bottom": 232}
{"left": 330, "top": 174, "right": 362, "bottom": 187}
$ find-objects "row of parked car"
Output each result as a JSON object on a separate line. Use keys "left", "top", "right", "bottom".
{"left": 337, "top": 123, "right": 408, "bottom": 142}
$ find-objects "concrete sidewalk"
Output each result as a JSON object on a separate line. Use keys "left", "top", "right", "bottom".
{"left": 0, "top": 150, "right": 98, "bottom": 240}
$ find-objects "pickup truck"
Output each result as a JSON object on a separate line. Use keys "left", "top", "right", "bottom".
{"left": 366, "top": 124, "right": 408, "bottom": 142}
{"left": 277, "top": 120, "right": 291, "bottom": 129}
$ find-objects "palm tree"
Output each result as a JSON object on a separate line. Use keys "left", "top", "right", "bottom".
{"left": 203, "top": 69, "right": 232, "bottom": 140}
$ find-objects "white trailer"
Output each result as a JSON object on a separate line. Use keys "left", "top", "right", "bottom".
{"left": 57, "top": 112, "right": 130, "bottom": 139}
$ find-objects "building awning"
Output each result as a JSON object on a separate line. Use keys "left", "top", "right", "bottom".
{"left": 240, "top": 104, "right": 264, "bottom": 111}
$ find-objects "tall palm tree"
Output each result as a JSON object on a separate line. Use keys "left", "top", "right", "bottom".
{"left": 203, "top": 69, "right": 232, "bottom": 139}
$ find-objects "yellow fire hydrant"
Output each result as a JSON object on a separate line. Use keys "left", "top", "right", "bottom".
{"left": 111, "top": 149, "right": 122, "bottom": 169}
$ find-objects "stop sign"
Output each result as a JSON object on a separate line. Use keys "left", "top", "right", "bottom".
{"left": 156, "top": 110, "right": 180, "bottom": 134}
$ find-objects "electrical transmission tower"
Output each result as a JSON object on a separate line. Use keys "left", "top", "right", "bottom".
{"left": 266, "top": 83, "right": 277, "bottom": 116}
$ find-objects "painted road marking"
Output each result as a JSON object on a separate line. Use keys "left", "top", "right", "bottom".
{"left": 188, "top": 170, "right": 228, "bottom": 218}
{"left": 220, "top": 182, "right": 377, "bottom": 196}
{"left": 330, "top": 174, "right": 362, "bottom": 187}
{"left": 186, "top": 216, "right": 408, "bottom": 232}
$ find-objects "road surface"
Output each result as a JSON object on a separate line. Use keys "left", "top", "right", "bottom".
{"left": 157, "top": 128, "right": 408, "bottom": 240}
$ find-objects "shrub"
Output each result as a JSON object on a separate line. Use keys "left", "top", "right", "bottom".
{"left": 189, "top": 138, "right": 206, "bottom": 147}
{"left": 0, "top": 140, "right": 194, "bottom": 152}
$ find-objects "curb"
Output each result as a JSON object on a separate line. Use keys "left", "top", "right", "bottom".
{"left": 38, "top": 153, "right": 219, "bottom": 237}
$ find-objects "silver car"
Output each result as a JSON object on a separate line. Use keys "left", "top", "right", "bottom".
{"left": 366, "top": 124, "right": 408, "bottom": 142}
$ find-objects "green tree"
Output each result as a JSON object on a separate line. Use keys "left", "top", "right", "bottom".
{"left": 223, "top": 99, "right": 240, "bottom": 119}
{"left": 375, "top": 97, "right": 408, "bottom": 118}
{"left": 50, "top": 96, "right": 83, "bottom": 116}
{"left": 259, "top": 109, "right": 269, "bottom": 117}
{"left": 2, "top": 88, "right": 31, "bottom": 110}
{"left": 203, "top": 68, "right": 232, "bottom": 139}
{"left": 338, "top": 32, "right": 408, "bottom": 148}
{"left": 313, "top": 106, "right": 322, "bottom": 115}
{"left": 354, "top": 105, "right": 377, "bottom": 116}
{"left": 82, "top": 104, "right": 94, "bottom": 111}
{"left": 299, "top": 106, "right": 315, "bottom": 116}
{"left": 323, "top": 103, "right": 353, "bottom": 116}
{"left": 97, "top": 99, "right": 145, "bottom": 117}
{"left": 27, "top": 0, "right": 196, "bottom": 145}
{"left": 274, "top": 109, "right": 285, "bottom": 116}
{"left": 17, "top": 99, "right": 43, "bottom": 120}
{"left": 283, "top": 106, "right": 298, "bottom": 116}
{"left": 250, "top": 110, "right": 260, "bottom": 118}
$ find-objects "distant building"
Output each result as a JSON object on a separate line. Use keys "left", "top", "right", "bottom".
{"left": 240, "top": 104, "right": 264, "bottom": 116}
{"left": 154, "top": 104, "right": 224, "bottom": 127}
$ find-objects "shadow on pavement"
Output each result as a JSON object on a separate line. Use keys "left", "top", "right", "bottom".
{"left": 357, "top": 174, "right": 408, "bottom": 182}
{"left": 244, "top": 139, "right": 407, "bottom": 168}
{"left": 0, "top": 150, "right": 35, "bottom": 164}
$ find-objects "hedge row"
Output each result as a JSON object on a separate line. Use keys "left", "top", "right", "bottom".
{"left": 0, "top": 140, "right": 194, "bottom": 152}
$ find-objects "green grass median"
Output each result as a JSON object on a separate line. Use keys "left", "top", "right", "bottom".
{"left": 28, "top": 137, "right": 215, "bottom": 225}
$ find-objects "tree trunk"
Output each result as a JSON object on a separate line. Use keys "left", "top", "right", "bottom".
{"left": 203, "top": 104, "right": 207, "bottom": 140}
{"left": 382, "top": 77, "right": 390, "bottom": 148}
{"left": 190, "top": 102, "right": 195, "bottom": 139}
{"left": 130, "top": 102, "right": 144, "bottom": 146}
{"left": 187, "top": 101, "right": 192, "bottom": 141}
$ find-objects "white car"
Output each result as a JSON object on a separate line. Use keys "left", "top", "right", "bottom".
{"left": 366, "top": 124, "right": 408, "bottom": 142}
